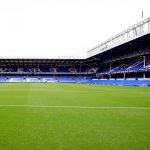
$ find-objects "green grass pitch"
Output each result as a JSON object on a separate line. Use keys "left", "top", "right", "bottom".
{"left": 0, "top": 83, "right": 150, "bottom": 150}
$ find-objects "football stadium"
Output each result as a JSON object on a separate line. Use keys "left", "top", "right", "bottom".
{"left": 0, "top": 1, "right": 150, "bottom": 150}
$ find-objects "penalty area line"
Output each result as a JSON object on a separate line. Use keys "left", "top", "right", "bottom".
{"left": 0, "top": 105, "right": 149, "bottom": 110}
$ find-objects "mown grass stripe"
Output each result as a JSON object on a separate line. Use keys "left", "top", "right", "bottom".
{"left": 0, "top": 105, "right": 150, "bottom": 110}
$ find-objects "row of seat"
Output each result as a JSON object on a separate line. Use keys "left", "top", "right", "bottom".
{"left": 86, "top": 79, "right": 150, "bottom": 86}
{"left": 1, "top": 76, "right": 150, "bottom": 86}
{"left": 98, "top": 59, "right": 150, "bottom": 74}
{"left": 0, "top": 76, "right": 91, "bottom": 83}
{"left": 0, "top": 59, "right": 150, "bottom": 74}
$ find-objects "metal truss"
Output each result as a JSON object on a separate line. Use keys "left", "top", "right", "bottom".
{"left": 87, "top": 17, "right": 150, "bottom": 57}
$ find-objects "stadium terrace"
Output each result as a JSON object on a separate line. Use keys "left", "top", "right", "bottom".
{"left": 0, "top": 17, "right": 150, "bottom": 86}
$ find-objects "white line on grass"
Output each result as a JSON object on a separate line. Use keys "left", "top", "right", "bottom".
{"left": 0, "top": 105, "right": 149, "bottom": 110}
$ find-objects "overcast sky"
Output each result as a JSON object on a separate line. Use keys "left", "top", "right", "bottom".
{"left": 0, "top": 0, "right": 150, "bottom": 59}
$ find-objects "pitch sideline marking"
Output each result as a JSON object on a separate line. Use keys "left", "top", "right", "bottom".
{"left": 0, "top": 105, "right": 149, "bottom": 110}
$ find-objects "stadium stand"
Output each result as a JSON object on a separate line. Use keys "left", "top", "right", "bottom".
{"left": 0, "top": 55, "right": 150, "bottom": 86}
{"left": 0, "top": 17, "right": 150, "bottom": 86}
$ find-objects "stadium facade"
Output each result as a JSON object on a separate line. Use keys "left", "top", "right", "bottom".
{"left": 0, "top": 17, "right": 150, "bottom": 86}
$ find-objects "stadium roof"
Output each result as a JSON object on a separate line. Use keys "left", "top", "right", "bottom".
{"left": 0, "top": 58, "right": 89, "bottom": 66}
{"left": 87, "top": 17, "right": 150, "bottom": 57}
